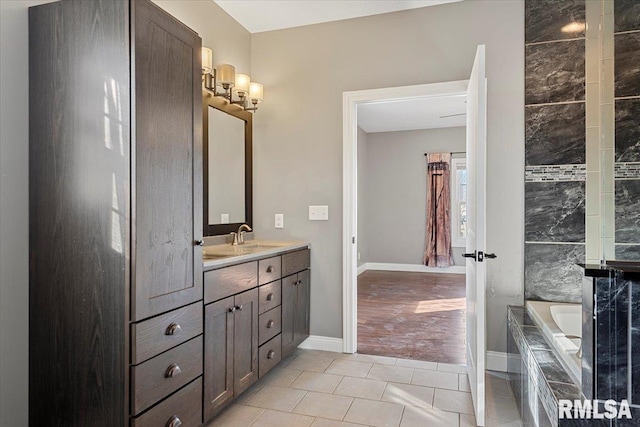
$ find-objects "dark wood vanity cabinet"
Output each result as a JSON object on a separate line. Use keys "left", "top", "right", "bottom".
{"left": 29, "top": 0, "right": 202, "bottom": 425}
{"left": 282, "top": 250, "right": 311, "bottom": 357}
{"left": 204, "top": 288, "right": 259, "bottom": 420}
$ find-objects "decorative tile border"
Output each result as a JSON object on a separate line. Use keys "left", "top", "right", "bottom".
{"left": 525, "top": 164, "right": 586, "bottom": 182}
{"left": 615, "top": 162, "right": 640, "bottom": 179}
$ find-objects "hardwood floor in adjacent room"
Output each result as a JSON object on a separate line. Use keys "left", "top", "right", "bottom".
{"left": 358, "top": 270, "right": 466, "bottom": 365}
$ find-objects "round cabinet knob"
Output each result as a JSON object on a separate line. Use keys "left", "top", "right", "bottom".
{"left": 267, "top": 320, "right": 275, "bottom": 328}
{"left": 229, "top": 306, "right": 236, "bottom": 313}
{"left": 165, "top": 323, "right": 182, "bottom": 336}
{"left": 267, "top": 350, "right": 276, "bottom": 359}
{"left": 166, "top": 415, "right": 182, "bottom": 427}
{"left": 266, "top": 293, "right": 274, "bottom": 301}
{"left": 236, "top": 305, "right": 243, "bottom": 311}
{"left": 266, "top": 265, "right": 274, "bottom": 273}
{"left": 194, "top": 239, "right": 204, "bottom": 246}
{"left": 165, "top": 363, "right": 182, "bottom": 378}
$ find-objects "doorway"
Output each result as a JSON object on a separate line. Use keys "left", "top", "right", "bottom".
{"left": 342, "top": 80, "right": 469, "bottom": 355}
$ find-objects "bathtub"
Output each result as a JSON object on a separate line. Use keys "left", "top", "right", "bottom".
{"left": 526, "top": 301, "right": 582, "bottom": 384}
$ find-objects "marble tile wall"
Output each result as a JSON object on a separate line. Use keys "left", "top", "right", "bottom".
{"left": 524, "top": 0, "right": 586, "bottom": 302}
{"left": 613, "top": 1, "right": 640, "bottom": 260}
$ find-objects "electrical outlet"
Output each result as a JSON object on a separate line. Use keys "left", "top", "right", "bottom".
{"left": 309, "top": 205, "right": 328, "bottom": 220}
{"left": 220, "top": 213, "right": 229, "bottom": 224}
{"left": 275, "top": 213, "right": 284, "bottom": 229}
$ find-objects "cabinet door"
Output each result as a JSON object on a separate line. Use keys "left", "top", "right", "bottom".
{"left": 133, "top": 0, "right": 203, "bottom": 320}
{"left": 233, "top": 288, "right": 259, "bottom": 396}
{"left": 204, "top": 297, "right": 234, "bottom": 421}
{"left": 281, "top": 274, "right": 298, "bottom": 357}
{"left": 294, "top": 269, "right": 311, "bottom": 348}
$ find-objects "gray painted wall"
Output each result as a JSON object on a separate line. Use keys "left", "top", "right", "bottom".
{"left": 357, "top": 127, "right": 368, "bottom": 267}
{"left": 362, "top": 128, "right": 466, "bottom": 266}
{"left": 251, "top": 0, "right": 525, "bottom": 351}
{"left": 0, "top": 1, "right": 250, "bottom": 424}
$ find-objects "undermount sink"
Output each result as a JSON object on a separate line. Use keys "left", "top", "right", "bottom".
{"left": 202, "top": 240, "right": 303, "bottom": 261}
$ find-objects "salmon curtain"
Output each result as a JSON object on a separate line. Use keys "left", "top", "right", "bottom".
{"left": 424, "top": 153, "right": 454, "bottom": 267}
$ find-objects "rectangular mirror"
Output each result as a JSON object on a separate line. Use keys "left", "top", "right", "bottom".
{"left": 203, "top": 93, "right": 252, "bottom": 236}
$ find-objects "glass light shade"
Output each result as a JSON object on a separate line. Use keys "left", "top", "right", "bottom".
{"left": 249, "top": 82, "right": 264, "bottom": 103}
{"left": 216, "top": 64, "right": 235, "bottom": 86}
{"left": 201, "top": 47, "right": 213, "bottom": 74}
{"left": 234, "top": 73, "right": 250, "bottom": 94}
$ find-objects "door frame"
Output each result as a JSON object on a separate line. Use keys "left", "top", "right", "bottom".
{"left": 342, "top": 80, "right": 469, "bottom": 353}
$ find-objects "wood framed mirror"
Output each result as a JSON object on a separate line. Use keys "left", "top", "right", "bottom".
{"left": 203, "top": 92, "right": 253, "bottom": 236}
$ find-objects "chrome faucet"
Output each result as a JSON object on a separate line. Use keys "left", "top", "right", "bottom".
{"left": 231, "top": 224, "right": 252, "bottom": 245}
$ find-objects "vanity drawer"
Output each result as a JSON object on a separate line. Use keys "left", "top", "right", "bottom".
{"left": 282, "top": 249, "right": 310, "bottom": 277}
{"left": 259, "top": 334, "right": 282, "bottom": 378}
{"left": 258, "top": 280, "right": 281, "bottom": 314}
{"left": 131, "top": 336, "right": 203, "bottom": 415}
{"left": 258, "top": 256, "right": 281, "bottom": 285}
{"left": 205, "top": 261, "right": 258, "bottom": 304}
{"left": 132, "top": 377, "right": 202, "bottom": 427}
{"left": 132, "top": 302, "right": 203, "bottom": 364}
{"left": 258, "top": 306, "right": 281, "bottom": 346}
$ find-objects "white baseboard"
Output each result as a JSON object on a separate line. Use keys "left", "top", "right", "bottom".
{"left": 486, "top": 351, "right": 508, "bottom": 372}
{"left": 298, "top": 335, "right": 344, "bottom": 353}
{"left": 359, "top": 262, "right": 465, "bottom": 275}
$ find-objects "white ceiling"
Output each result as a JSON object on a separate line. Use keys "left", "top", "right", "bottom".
{"left": 214, "top": 0, "right": 462, "bottom": 33}
{"left": 357, "top": 95, "right": 466, "bottom": 133}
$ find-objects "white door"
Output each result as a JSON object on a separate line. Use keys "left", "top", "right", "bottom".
{"left": 464, "top": 44, "right": 488, "bottom": 426}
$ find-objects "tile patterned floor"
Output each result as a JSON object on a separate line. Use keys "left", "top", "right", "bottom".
{"left": 206, "top": 349, "right": 523, "bottom": 427}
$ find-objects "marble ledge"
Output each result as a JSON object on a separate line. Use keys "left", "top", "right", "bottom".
{"left": 202, "top": 240, "right": 310, "bottom": 270}
{"left": 578, "top": 261, "right": 640, "bottom": 280}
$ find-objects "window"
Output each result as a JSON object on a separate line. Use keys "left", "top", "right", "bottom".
{"left": 451, "top": 157, "right": 467, "bottom": 248}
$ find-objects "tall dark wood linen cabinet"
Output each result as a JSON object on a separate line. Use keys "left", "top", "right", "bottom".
{"left": 29, "top": 0, "right": 203, "bottom": 425}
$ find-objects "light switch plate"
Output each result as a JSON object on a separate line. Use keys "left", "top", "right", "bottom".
{"left": 220, "top": 213, "right": 229, "bottom": 224}
{"left": 309, "top": 205, "right": 328, "bottom": 220}
{"left": 275, "top": 213, "right": 284, "bottom": 229}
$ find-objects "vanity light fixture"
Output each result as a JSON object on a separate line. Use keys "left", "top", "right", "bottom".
{"left": 201, "top": 46, "right": 264, "bottom": 112}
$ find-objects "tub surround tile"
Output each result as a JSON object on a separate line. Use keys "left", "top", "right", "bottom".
{"left": 615, "top": 99, "right": 640, "bottom": 163}
{"left": 631, "top": 283, "right": 640, "bottom": 404}
{"left": 525, "top": 244, "right": 585, "bottom": 303}
{"left": 525, "top": 181, "right": 586, "bottom": 242}
{"left": 525, "top": 164, "right": 586, "bottom": 182}
{"left": 521, "top": 326, "right": 554, "bottom": 351}
{"left": 615, "top": 245, "right": 640, "bottom": 261}
{"left": 526, "top": 40, "right": 586, "bottom": 105}
{"left": 615, "top": 163, "right": 640, "bottom": 180}
{"left": 507, "top": 306, "right": 538, "bottom": 327}
{"left": 615, "top": 180, "right": 640, "bottom": 243}
{"left": 614, "top": 0, "right": 640, "bottom": 33}
{"left": 594, "top": 279, "right": 630, "bottom": 401}
{"left": 526, "top": 103, "right": 586, "bottom": 166}
{"left": 525, "top": 0, "right": 585, "bottom": 43}
{"left": 614, "top": 32, "right": 640, "bottom": 98}
{"left": 531, "top": 349, "right": 575, "bottom": 385}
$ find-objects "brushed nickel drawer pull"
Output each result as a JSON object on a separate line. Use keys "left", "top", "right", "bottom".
{"left": 266, "top": 293, "right": 274, "bottom": 301}
{"left": 166, "top": 415, "right": 182, "bottom": 427}
{"left": 267, "top": 350, "right": 276, "bottom": 359}
{"left": 165, "top": 363, "right": 182, "bottom": 378}
{"left": 165, "top": 323, "right": 182, "bottom": 336}
{"left": 266, "top": 265, "right": 274, "bottom": 273}
{"left": 267, "top": 320, "right": 275, "bottom": 328}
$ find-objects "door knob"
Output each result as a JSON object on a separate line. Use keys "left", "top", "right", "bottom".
{"left": 462, "top": 251, "right": 477, "bottom": 261}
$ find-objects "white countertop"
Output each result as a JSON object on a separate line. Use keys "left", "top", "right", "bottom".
{"left": 202, "top": 239, "right": 310, "bottom": 270}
